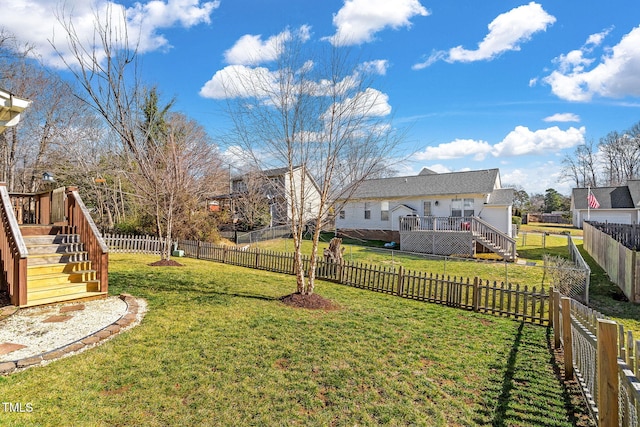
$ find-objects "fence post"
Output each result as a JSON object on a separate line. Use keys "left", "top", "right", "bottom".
{"left": 548, "top": 287, "right": 554, "bottom": 327}
{"left": 472, "top": 277, "right": 480, "bottom": 312}
{"left": 561, "top": 297, "right": 573, "bottom": 380}
{"left": 397, "top": 266, "right": 404, "bottom": 296}
{"left": 223, "top": 246, "right": 227, "bottom": 264}
{"left": 255, "top": 248, "right": 260, "bottom": 269}
{"left": 554, "top": 290, "right": 561, "bottom": 349}
{"left": 597, "top": 319, "right": 619, "bottom": 427}
{"left": 196, "top": 241, "right": 202, "bottom": 259}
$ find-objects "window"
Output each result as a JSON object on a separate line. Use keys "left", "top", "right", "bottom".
{"left": 364, "top": 202, "right": 371, "bottom": 220}
{"left": 423, "top": 201, "right": 432, "bottom": 216}
{"left": 451, "top": 199, "right": 462, "bottom": 217}
{"left": 339, "top": 210, "right": 345, "bottom": 219}
{"left": 463, "top": 198, "right": 474, "bottom": 217}
{"left": 381, "top": 201, "right": 389, "bottom": 221}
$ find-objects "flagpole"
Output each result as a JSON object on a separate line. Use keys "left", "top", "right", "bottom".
{"left": 587, "top": 186, "right": 591, "bottom": 221}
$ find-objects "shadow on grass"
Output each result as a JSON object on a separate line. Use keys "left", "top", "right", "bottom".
{"left": 474, "top": 323, "right": 588, "bottom": 426}
{"left": 491, "top": 321, "right": 524, "bottom": 427}
{"left": 108, "top": 271, "right": 282, "bottom": 306}
{"left": 545, "top": 327, "right": 595, "bottom": 426}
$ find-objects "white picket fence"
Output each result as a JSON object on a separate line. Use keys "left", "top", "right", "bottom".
{"left": 102, "top": 233, "right": 169, "bottom": 255}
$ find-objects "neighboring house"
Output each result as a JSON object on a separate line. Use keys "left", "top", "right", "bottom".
{"left": 335, "top": 168, "right": 516, "bottom": 259}
{"left": 212, "top": 165, "right": 322, "bottom": 227}
{"left": 571, "top": 181, "right": 640, "bottom": 228}
{"left": 0, "top": 87, "right": 30, "bottom": 134}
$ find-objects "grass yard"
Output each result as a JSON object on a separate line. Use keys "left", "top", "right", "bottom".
{"left": 253, "top": 232, "right": 572, "bottom": 288}
{"left": 0, "top": 254, "right": 588, "bottom": 426}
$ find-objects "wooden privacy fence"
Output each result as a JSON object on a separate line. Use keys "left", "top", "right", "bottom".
{"left": 552, "top": 290, "right": 640, "bottom": 427}
{"left": 103, "top": 233, "right": 168, "bottom": 255}
{"left": 178, "top": 240, "right": 549, "bottom": 325}
{"left": 583, "top": 222, "right": 640, "bottom": 303}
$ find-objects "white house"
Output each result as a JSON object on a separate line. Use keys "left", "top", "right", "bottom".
{"left": 571, "top": 181, "right": 640, "bottom": 227}
{"left": 214, "top": 165, "right": 323, "bottom": 227}
{"left": 336, "top": 168, "right": 515, "bottom": 241}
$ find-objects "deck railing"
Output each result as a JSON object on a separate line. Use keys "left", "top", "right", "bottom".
{"left": 399, "top": 216, "right": 517, "bottom": 261}
{"left": 0, "top": 184, "right": 28, "bottom": 306}
{"left": 66, "top": 188, "right": 109, "bottom": 293}
{"left": 399, "top": 215, "right": 474, "bottom": 232}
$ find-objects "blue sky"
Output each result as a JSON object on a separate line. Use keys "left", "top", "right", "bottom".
{"left": 3, "top": 0, "right": 640, "bottom": 195}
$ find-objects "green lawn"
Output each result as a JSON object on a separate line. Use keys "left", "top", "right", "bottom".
{"left": 254, "top": 232, "right": 572, "bottom": 289}
{"left": 0, "top": 254, "right": 587, "bottom": 426}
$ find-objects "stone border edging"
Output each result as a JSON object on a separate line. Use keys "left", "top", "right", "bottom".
{"left": 0, "top": 293, "right": 146, "bottom": 375}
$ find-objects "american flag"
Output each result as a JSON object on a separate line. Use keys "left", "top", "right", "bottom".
{"left": 587, "top": 191, "right": 600, "bottom": 209}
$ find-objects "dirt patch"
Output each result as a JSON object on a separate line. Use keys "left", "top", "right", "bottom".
{"left": 279, "top": 293, "right": 339, "bottom": 310}
{"left": 148, "top": 259, "right": 184, "bottom": 267}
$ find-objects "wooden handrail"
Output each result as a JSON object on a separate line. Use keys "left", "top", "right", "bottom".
{"left": 66, "top": 189, "right": 109, "bottom": 292}
{"left": 471, "top": 217, "right": 517, "bottom": 261}
{"left": 0, "top": 183, "right": 28, "bottom": 306}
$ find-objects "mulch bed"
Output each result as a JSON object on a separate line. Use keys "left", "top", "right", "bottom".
{"left": 279, "top": 293, "right": 340, "bottom": 310}
{"left": 148, "top": 259, "right": 184, "bottom": 267}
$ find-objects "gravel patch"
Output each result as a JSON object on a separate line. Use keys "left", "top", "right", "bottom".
{"left": 0, "top": 296, "right": 128, "bottom": 362}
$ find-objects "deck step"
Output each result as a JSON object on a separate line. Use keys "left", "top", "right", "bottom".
{"left": 24, "top": 291, "right": 107, "bottom": 308}
{"left": 19, "top": 225, "right": 63, "bottom": 237}
{"left": 27, "top": 281, "right": 101, "bottom": 300}
{"left": 28, "top": 271, "right": 97, "bottom": 288}
{"left": 27, "top": 252, "right": 89, "bottom": 266}
{"left": 23, "top": 234, "right": 80, "bottom": 245}
{"left": 24, "top": 242, "right": 85, "bottom": 255}
{"left": 27, "top": 261, "right": 93, "bottom": 275}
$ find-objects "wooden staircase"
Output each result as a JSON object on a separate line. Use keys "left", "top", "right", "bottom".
{"left": 21, "top": 225, "right": 106, "bottom": 307}
{"left": 470, "top": 217, "right": 517, "bottom": 262}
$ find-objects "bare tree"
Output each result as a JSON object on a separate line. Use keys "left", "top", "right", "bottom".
{"left": 232, "top": 170, "right": 273, "bottom": 230}
{"left": 561, "top": 140, "right": 599, "bottom": 188}
{"left": 53, "top": 7, "right": 222, "bottom": 260}
{"left": 599, "top": 130, "right": 639, "bottom": 186}
{"left": 220, "top": 36, "right": 403, "bottom": 296}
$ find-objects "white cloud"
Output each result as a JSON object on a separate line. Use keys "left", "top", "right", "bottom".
{"left": 585, "top": 27, "right": 613, "bottom": 48}
{"left": 0, "top": 0, "right": 218, "bottom": 68}
{"left": 543, "top": 113, "right": 580, "bottom": 123}
{"left": 326, "top": 0, "right": 428, "bottom": 46}
{"left": 199, "top": 64, "right": 278, "bottom": 99}
{"left": 502, "top": 163, "right": 570, "bottom": 195}
{"left": 414, "top": 126, "right": 584, "bottom": 162}
{"left": 324, "top": 88, "right": 392, "bottom": 121}
{"left": 415, "top": 139, "right": 493, "bottom": 161}
{"left": 544, "top": 25, "right": 640, "bottom": 101}
{"left": 492, "top": 125, "right": 585, "bottom": 156}
{"left": 359, "top": 60, "right": 390, "bottom": 76}
{"left": 223, "top": 25, "right": 311, "bottom": 66}
{"left": 414, "top": 2, "right": 555, "bottom": 68}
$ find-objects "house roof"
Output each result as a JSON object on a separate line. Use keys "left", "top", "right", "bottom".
{"left": 341, "top": 168, "right": 501, "bottom": 200}
{"left": 486, "top": 188, "right": 515, "bottom": 206}
{"left": 572, "top": 183, "right": 640, "bottom": 209}
{"left": 0, "top": 88, "right": 30, "bottom": 134}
